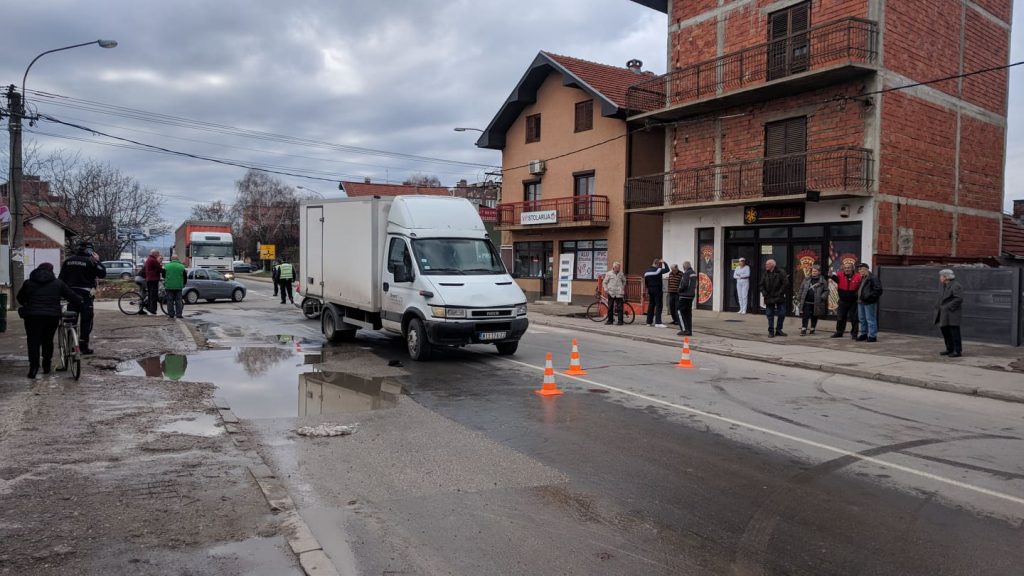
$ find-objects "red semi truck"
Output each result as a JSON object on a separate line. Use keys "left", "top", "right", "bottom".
{"left": 173, "top": 221, "right": 234, "bottom": 270}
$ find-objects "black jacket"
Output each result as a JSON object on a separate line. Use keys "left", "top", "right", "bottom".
{"left": 678, "top": 268, "right": 698, "bottom": 299}
{"left": 759, "top": 267, "right": 789, "bottom": 305}
{"left": 643, "top": 263, "right": 669, "bottom": 294}
{"left": 59, "top": 252, "right": 107, "bottom": 289}
{"left": 858, "top": 273, "right": 883, "bottom": 304}
{"left": 17, "top": 268, "right": 83, "bottom": 317}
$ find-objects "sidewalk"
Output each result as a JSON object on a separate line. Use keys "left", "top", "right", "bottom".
{"left": 528, "top": 303, "right": 1024, "bottom": 404}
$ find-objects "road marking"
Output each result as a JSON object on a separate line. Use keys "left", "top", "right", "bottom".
{"left": 499, "top": 356, "right": 1024, "bottom": 508}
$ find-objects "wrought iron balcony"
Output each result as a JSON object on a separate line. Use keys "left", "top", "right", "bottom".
{"left": 626, "top": 147, "right": 873, "bottom": 210}
{"left": 626, "top": 18, "right": 878, "bottom": 118}
{"left": 496, "top": 195, "right": 610, "bottom": 230}
{"left": 478, "top": 206, "right": 497, "bottom": 223}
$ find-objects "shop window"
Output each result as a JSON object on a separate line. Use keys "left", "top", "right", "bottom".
{"left": 759, "top": 226, "right": 789, "bottom": 239}
{"left": 791, "top": 225, "right": 825, "bottom": 239}
{"left": 728, "top": 229, "right": 756, "bottom": 240}
{"left": 560, "top": 239, "right": 608, "bottom": 280}
{"left": 513, "top": 241, "right": 549, "bottom": 278}
{"left": 526, "top": 114, "right": 541, "bottom": 143}
{"left": 696, "top": 228, "right": 715, "bottom": 309}
{"left": 830, "top": 222, "right": 862, "bottom": 238}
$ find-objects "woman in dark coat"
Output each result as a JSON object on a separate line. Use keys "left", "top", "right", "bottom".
{"left": 16, "top": 262, "right": 83, "bottom": 378}
{"left": 935, "top": 268, "right": 964, "bottom": 357}
{"left": 797, "top": 265, "right": 829, "bottom": 335}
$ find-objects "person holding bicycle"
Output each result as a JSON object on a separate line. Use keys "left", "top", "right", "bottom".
{"left": 603, "top": 261, "right": 627, "bottom": 326}
{"left": 17, "top": 262, "right": 83, "bottom": 378}
{"left": 59, "top": 241, "right": 106, "bottom": 355}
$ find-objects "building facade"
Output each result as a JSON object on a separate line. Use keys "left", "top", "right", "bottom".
{"left": 478, "top": 52, "right": 662, "bottom": 302}
{"left": 627, "top": 0, "right": 1011, "bottom": 313}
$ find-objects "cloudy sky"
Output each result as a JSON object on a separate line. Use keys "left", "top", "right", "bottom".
{"left": 1, "top": 0, "right": 1021, "bottom": 243}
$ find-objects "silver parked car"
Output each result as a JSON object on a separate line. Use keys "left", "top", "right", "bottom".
{"left": 102, "top": 260, "right": 136, "bottom": 280}
{"left": 183, "top": 268, "right": 247, "bottom": 304}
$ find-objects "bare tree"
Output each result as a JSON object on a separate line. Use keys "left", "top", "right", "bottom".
{"left": 402, "top": 173, "right": 443, "bottom": 187}
{"left": 232, "top": 170, "right": 300, "bottom": 262}
{"left": 190, "top": 200, "right": 232, "bottom": 222}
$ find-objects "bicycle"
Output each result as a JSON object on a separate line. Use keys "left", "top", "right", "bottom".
{"left": 118, "top": 283, "right": 168, "bottom": 315}
{"left": 56, "top": 304, "right": 82, "bottom": 380}
{"left": 586, "top": 291, "right": 636, "bottom": 324}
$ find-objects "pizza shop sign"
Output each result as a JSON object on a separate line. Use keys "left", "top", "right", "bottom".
{"left": 743, "top": 203, "right": 805, "bottom": 225}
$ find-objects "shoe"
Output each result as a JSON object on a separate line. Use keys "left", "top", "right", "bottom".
{"left": 776, "top": 331, "right": 787, "bottom": 337}
{"left": 616, "top": 322, "right": 623, "bottom": 326}
{"left": 42, "top": 362, "right": 51, "bottom": 374}
{"left": 867, "top": 337, "right": 877, "bottom": 343}
{"left": 27, "top": 367, "right": 38, "bottom": 379}
{"left": 809, "top": 329, "right": 815, "bottom": 335}
{"left": 655, "top": 324, "right": 667, "bottom": 328}
{"left": 80, "top": 347, "right": 95, "bottom": 355}
{"left": 856, "top": 335, "right": 868, "bottom": 342}
{"left": 139, "top": 310, "right": 149, "bottom": 315}
{"left": 676, "top": 331, "right": 685, "bottom": 336}
{"left": 176, "top": 316, "right": 184, "bottom": 319}
{"left": 605, "top": 321, "right": 614, "bottom": 325}
{"left": 949, "top": 352, "right": 962, "bottom": 358}
{"left": 290, "top": 300, "right": 295, "bottom": 304}
{"left": 830, "top": 333, "right": 842, "bottom": 338}
{"left": 800, "top": 328, "right": 807, "bottom": 336}
{"left": 768, "top": 332, "right": 775, "bottom": 338}
{"left": 683, "top": 331, "right": 693, "bottom": 336}
{"left": 940, "top": 351, "right": 950, "bottom": 356}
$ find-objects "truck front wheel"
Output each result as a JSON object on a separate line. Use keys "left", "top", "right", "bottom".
{"left": 495, "top": 341, "right": 519, "bottom": 356}
{"left": 406, "top": 318, "right": 433, "bottom": 361}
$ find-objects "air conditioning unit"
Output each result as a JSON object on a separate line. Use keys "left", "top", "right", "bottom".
{"left": 528, "top": 160, "right": 546, "bottom": 175}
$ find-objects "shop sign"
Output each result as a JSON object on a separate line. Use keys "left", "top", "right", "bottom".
{"left": 557, "top": 253, "right": 574, "bottom": 303}
{"left": 743, "top": 203, "right": 804, "bottom": 225}
{"left": 521, "top": 210, "right": 558, "bottom": 225}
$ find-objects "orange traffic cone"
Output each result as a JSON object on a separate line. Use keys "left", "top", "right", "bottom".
{"left": 564, "top": 339, "right": 588, "bottom": 376}
{"left": 676, "top": 336, "right": 694, "bottom": 369}
{"left": 536, "top": 352, "right": 564, "bottom": 396}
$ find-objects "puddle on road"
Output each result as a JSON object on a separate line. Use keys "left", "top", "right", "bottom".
{"left": 119, "top": 344, "right": 402, "bottom": 419}
{"left": 157, "top": 413, "right": 222, "bottom": 437}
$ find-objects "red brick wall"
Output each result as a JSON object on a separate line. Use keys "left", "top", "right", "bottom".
{"left": 962, "top": 9, "right": 1010, "bottom": 113}
{"left": 970, "top": 0, "right": 1012, "bottom": 22}
{"left": 958, "top": 115, "right": 1005, "bottom": 212}
{"left": 885, "top": 0, "right": 963, "bottom": 98}
{"left": 670, "top": 20, "right": 718, "bottom": 70}
{"left": 901, "top": 205, "right": 954, "bottom": 255}
{"left": 670, "top": 0, "right": 719, "bottom": 23}
{"left": 880, "top": 91, "right": 957, "bottom": 205}
{"left": 957, "top": 213, "right": 1001, "bottom": 257}
{"left": 24, "top": 223, "right": 64, "bottom": 251}
{"left": 876, "top": 201, "right": 895, "bottom": 255}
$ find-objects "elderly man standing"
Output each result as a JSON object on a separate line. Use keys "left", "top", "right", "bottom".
{"left": 935, "top": 269, "right": 964, "bottom": 357}
{"left": 603, "top": 262, "right": 627, "bottom": 326}
{"left": 759, "top": 259, "right": 789, "bottom": 337}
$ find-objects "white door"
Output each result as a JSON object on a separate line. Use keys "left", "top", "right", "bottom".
{"left": 381, "top": 236, "right": 416, "bottom": 332}
{"left": 305, "top": 206, "right": 324, "bottom": 298}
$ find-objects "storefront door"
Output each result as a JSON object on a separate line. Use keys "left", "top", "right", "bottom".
{"left": 724, "top": 244, "right": 758, "bottom": 312}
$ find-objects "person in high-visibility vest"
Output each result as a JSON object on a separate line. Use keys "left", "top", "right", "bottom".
{"left": 275, "top": 259, "right": 295, "bottom": 304}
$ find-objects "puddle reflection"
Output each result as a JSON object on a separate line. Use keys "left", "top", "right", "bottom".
{"left": 120, "top": 346, "right": 401, "bottom": 419}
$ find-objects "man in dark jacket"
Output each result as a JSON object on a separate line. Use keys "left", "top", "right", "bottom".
{"left": 675, "top": 261, "right": 698, "bottom": 336}
{"left": 59, "top": 241, "right": 106, "bottom": 354}
{"left": 143, "top": 250, "right": 163, "bottom": 314}
{"left": 856, "top": 263, "right": 883, "bottom": 342}
{"left": 18, "top": 262, "right": 83, "bottom": 378}
{"left": 666, "top": 265, "right": 682, "bottom": 325}
{"left": 935, "top": 269, "right": 963, "bottom": 357}
{"left": 643, "top": 258, "right": 670, "bottom": 327}
{"left": 759, "top": 259, "right": 789, "bottom": 337}
{"left": 830, "top": 261, "right": 862, "bottom": 339}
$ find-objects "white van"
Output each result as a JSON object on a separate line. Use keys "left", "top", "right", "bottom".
{"left": 299, "top": 196, "right": 528, "bottom": 360}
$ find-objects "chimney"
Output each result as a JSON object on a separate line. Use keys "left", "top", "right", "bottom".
{"left": 626, "top": 59, "right": 643, "bottom": 74}
{"left": 1014, "top": 199, "right": 1024, "bottom": 220}
{"left": 458, "top": 179, "right": 468, "bottom": 187}
{"left": 364, "top": 177, "right": 371, "bottom": 184}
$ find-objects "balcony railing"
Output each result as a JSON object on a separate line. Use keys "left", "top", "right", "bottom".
{"left": 497, "top": 195, "right": 610, "bottom": 228}
{"left": 626, "top": 147, "right": 872, "bottom": 209}
{"left": 626, "top": 17, "right": 878, "bottom": 114}
{"left": 478, "top": 206, "right": 497, "bottom": 223}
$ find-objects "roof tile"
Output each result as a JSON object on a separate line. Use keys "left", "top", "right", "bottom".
{"left": 341, "top": 181, "right": 452, "bottom": 198}
{"left": 1002, "top": 214, "right": 1024, "bottom": 257}
{"left": 543, "top": 52, "right": 653, "bottom": 109}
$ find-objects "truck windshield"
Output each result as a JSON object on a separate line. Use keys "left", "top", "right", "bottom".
{"left": 192, "top": 244, "right": 232, "bottom": 258}
{"left": 411, "top": 238, "right": 506, "bottom": 275}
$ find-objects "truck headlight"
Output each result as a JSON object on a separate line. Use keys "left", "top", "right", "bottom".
{"left": 515, "top": 303, "right": 528, "bottom": 316}
{"left": 430, "top": 306, "right": 446, "bottom": 318}
{"left": 445, "top": 307, "right": 467, "bottom": 319}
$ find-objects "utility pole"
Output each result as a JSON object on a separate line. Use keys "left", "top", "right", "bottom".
{"left": 6, "top": 85, "right": 24, "bottom": 303}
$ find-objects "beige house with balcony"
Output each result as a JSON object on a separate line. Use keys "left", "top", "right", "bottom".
{"left": 477, "top": 51, "right": 663, "bottom": 302}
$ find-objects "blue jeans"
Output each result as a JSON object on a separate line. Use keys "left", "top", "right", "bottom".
{"left": 858, "top": 303, "right": 878, "bottom": 338}
{"left": 765, "top": 302, "right": 786, "bottom": 333}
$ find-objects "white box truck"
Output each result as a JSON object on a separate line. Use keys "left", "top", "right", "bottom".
{"left": 299, "top": 195, "right": 528, "bottom": 360}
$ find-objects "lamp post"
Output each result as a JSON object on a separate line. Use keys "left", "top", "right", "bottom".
{"left": 6, "top": 39, "right": 117, "bottom": 305}
{"left": 453, "top": 127, "right": 483, "bottom": 133}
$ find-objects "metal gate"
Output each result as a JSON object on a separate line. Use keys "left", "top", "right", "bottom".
{"left": 878, "top": 266, "right": 1022, "bottom": 346}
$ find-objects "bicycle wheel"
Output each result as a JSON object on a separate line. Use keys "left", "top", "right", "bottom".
{"left": 159, "top": 295, "right": 168, "bottom": 315}
{"left": 623, "top": 303, "right": 637, "bottom": 324}
{"left": 67, "top": 327, "right": 81, "bottom": 380}
{"left": 118, "top": 291, "right": 143, "bottom": 315}
{"left": 56, "top": 326, "right": 70, "bottom": 371}
{"left": 586, "top": 301, "right": 608, "bottom": 322}
{"left": 71, "top": 358, "right": 82, "bottom": 380}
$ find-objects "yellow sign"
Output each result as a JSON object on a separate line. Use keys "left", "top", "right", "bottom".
{"left": 259, "top": 244, "right": 276, "bottom": 260}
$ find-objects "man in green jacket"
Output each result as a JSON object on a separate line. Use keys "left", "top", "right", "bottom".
{"left": 162, "top": 255, "right": 188, "bottom": 319}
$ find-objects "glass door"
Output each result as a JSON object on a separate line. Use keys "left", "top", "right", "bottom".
{"left": 725, "top": 244, "right": 757, "bottom": 312}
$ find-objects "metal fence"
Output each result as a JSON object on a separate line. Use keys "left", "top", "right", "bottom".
{"left": 877, "top": 266, "right": 1022, "bottom": 346}
{"left": 497, "top": 195, "right": 610, "bottom": 227}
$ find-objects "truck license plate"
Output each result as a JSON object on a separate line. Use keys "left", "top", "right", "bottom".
{"left": 479, "top": 331, "right": 507, "bottom": 341}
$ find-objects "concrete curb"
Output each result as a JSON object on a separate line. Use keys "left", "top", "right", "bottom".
{"left": 212, "top": 396, "right": 343, "bottom": 576}
{"left": 528, "top": 316, "right": 1023, "bottom": 404}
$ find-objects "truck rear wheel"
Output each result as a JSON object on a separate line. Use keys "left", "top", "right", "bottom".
{"left": 495, "top": 341, "right": 519, "bottom": 356}
{"left": 322, "top": 306, "right": 356, "bottom": 343}
{"left": 406, "top": 318, "right": 432, "bottom": 361}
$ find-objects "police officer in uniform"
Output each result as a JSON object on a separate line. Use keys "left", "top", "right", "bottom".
{"left": 275, "top": 259, "right": 295, "bottom": 304}
{"left": 59, "top": 241, "right": 107, "bottom": 354}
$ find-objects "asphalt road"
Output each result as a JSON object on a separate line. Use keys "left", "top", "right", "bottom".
{"left": 194, "top": 279, "right": 1024, "bottom": 575}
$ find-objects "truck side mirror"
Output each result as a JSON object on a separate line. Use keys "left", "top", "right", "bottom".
{"left": 394, "top": 264, "right": 414, "bottom": 283}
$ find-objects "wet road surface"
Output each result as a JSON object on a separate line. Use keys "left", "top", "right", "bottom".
{"left": 126, "top": 278, "right": 1024, "bottom": 575}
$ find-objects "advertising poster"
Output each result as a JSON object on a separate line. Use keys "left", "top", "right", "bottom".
{"left": 557, "top": 253, "right": 575, "bottom": 303}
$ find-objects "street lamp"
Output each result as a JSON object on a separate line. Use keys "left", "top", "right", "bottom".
{"left": 6, "top": 40, "right": 116, "bottom": 304}
{"left": 453, "top": 127, "right": 484, "bottom": 133}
